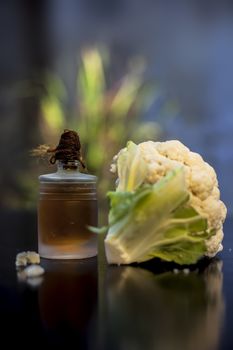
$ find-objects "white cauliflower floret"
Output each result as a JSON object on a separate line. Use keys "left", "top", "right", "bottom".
{"left": 15, "top": 252, "right": 27, "bottom": 267}
{"left": 23, "top": 265, "right": 45, "bottom": 278}
{"left": 156, "top": 140, "right": 190, "bottom": 163}
{"left": 15, "top": 251, "right": 40, "bottom": 267}
{"left": 17, "top": 265, "right": 45, "bottom": 282}
{"left": 112, "top": 140, "right": 227, "bottom": 257}
{"left": 205, "top": 229, "right": 224, "bottom": 257}
{"left": 186, "top": 151, "right": 204, "bottom": 166}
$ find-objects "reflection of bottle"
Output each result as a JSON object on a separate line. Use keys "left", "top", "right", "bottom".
{"left": 38, "top": 259, "right": 97, "bottom": 345}
{"left": 37, "top": 130, "right": 98, "bottom": 259}
{"left": 103, "top": 259, "right": 224, "bottom": 350}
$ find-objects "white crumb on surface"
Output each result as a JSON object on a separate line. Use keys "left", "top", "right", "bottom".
{"left": 15, "top": 251, "right": 40, "bottom": 267}
{"left": 183, "top": 268, "right": 190, "bottom": 275}
{"left": 26, "top": 251, "right": 40, "bottom": 264}
{"left": 15, "top": 252, "right": 27, "bottom": 267}
{"left": 23, "top": 265, "right": 45, "bottom": 278}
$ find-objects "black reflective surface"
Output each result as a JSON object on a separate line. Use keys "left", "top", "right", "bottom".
{"left": 0, "top": 210, "right": 233, "bottom": 349}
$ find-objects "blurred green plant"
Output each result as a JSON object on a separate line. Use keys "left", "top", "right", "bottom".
{"left": 38, "top": 48, "right": 165, "bottom": 219}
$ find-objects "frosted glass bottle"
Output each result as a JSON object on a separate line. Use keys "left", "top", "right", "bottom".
{"left": 38, "top": 161, "right": 98, "bottom": 259}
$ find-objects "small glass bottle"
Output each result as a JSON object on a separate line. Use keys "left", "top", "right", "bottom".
{"left": 38, "top": 160, "right": 98, "bottom": 259}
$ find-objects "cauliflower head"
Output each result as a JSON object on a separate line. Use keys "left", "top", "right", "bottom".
{"left": 111, "top": 140, "right": 227, "bottom": 258}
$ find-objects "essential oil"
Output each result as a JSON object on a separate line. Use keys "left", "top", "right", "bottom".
{"left": 37, "top": 130, "right": 98, "bottom": 259}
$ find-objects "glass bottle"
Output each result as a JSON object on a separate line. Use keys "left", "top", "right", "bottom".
{"left": 38, "top": 160, "right": 98, "bottom": 259}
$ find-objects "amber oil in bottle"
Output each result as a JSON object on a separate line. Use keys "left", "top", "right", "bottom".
{"left": 37, "top": 131, "right": 98, "bottom": 259}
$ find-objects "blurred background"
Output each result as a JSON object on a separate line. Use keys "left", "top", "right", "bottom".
{"left": 0, "top": 0, "right": 232, "bottom": 218}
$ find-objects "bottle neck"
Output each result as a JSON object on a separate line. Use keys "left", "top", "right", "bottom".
{"left": 57, "top": 160, "right": 80, "bottom": 172}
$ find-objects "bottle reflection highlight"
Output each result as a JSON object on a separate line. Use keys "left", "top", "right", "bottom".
{"left": 38, "top": 259, "right": 97, "bottom": 344}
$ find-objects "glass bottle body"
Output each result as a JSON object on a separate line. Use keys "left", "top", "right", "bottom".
{"left": 38, "top": 162, "right": 98, "bottom": 259}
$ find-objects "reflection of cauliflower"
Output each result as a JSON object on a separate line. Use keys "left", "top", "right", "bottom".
{"left": 106, "top": 259, "right": 224, "bottom": 350}
{"left": 111, "top": 140, "right": 227, "bottom": 258}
